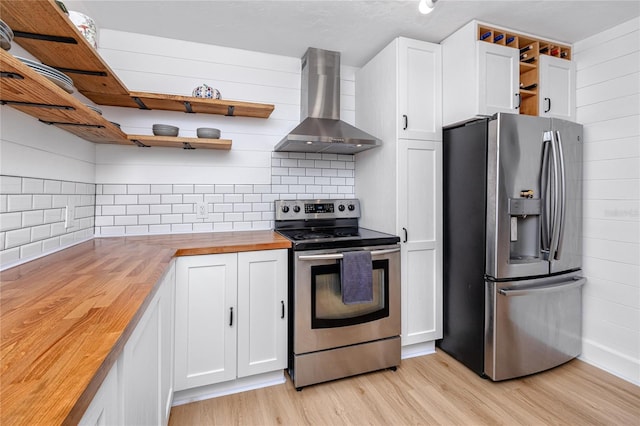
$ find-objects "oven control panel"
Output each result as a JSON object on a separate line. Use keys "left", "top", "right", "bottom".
{"left": 275, "top": 199, "right": 360, "bottom": 220}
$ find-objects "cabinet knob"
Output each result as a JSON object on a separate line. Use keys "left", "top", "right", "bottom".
{"left": 402, "top": 114, "right": 408, "bottom": 130}
{"left": 544, "top": 97, "right": 551, "bottom": 113}
{"left": 402, "top": 227, "right": 408, "bottom": 243}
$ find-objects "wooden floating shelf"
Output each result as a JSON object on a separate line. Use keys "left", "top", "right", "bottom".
{"left": 0, "top": 50, "right": 129, "bottom": 145}
{"left": 127, "top": 135, "right": 232, "bottom": 150}
{"left": 0, "top": 0, "right": 130, "bottom": 97}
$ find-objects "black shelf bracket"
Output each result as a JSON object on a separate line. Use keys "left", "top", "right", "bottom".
{"left": 13, "top": 31, "right": 78, "bottom": 44}
{"left": 182, "top": 142, "right": 195, "bottom": 150}
{"left": 132, "top": 97, "right": 149, "bottom": 110}
{"left": 2, "top": 100, "right": 75, "bottom": 110}
{"left": 131, "top": 139, "right": 150, "bottom": 148}
{"left": 38, "top": 119, "right": 104, "bottom": 128}
{"left": 225, "top": 105, "right": 235, "bottom": 116}
{"left": 184, "top": 101, "right": 194, "bottom": 113}
{"left": 50, "top": 66, "right": 108, "bottom": 77}
{"left": 0, "top": 72, "right": 24, "bottom": 80}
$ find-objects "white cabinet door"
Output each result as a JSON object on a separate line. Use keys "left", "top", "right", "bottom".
{"left": 175, "top": 254, "right": 238, "bottom": 391}
{"left": 79, "top": 360, "right": 119, "bottom": 426}
{"left": 398, "top": 38, "right": 442, "bottom": 140}
{"left": 477, "top": 42, "right": 520, "bottom": 116}
{"left": 122, "top": 288, "right": 162, "bottom": 425}
{"left": 237, "top": 250, "right": 288, "bottom": 378}
{"left": 398, "top": 139, "right": 443, "bottom": 345}
{"left": 159, "top": 264, "right": 175, "bottom": 425}
{"left": 539, "top": 55, "right": 576, "bottom": 121}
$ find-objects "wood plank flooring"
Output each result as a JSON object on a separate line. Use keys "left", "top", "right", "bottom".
{"left": 168, "top": 350, "right": 640, "bottom": 425}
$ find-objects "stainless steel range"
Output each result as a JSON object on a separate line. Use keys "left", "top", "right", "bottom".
{"left": 274, "top": 198, "right": 401, "bottom": 390}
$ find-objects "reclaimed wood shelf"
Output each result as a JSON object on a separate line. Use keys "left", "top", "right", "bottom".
{"left": 90, "top": 91, "right": 274, "bottom": 119}
{"left": 127, "top": 135, "right": 232, "bottom": 150}
{"left": 0, "top": 50, "right": 129, "bottom": 145}
{"left": 0, "top": 0, "right": 274, "bottom": 148}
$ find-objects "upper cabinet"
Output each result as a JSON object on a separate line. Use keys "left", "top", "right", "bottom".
{"left": 398, "top": 38, "right": 442, "bottom": 140}
{"left": 442, "top": 20, "right": 574, "bottom": 126}
{"left": 0, "top": 0, "right": 274, "bottom": 149}
{"left": 538, "top": 55, "right": 576, "bottom": 121}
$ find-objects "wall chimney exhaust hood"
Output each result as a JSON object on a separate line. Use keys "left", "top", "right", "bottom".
{"left": 274, "top": 47, "right": 381, "bottom": 154}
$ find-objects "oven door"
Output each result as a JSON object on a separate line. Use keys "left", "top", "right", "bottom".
{"left": 293, "top": 245, "right": 401, "bottom": 354}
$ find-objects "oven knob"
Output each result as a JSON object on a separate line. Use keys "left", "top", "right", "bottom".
{"left": 348, "top": 204, "right": 355, "bottom": 211}
{"left": 281, "top": 205, "right": 289, "bottom": 213}
{"left": 338, "top": 204, "right": 345, "bottom": 212}
{"left": 293, "top": 205, "right": 301, "bottom": 213}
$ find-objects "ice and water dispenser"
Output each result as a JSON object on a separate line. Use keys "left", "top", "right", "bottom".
{"left": 508, "top": 190, "right": 542, "bottom": 262}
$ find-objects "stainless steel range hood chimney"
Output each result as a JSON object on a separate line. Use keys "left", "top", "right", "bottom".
{"left": 274, "top": 47, "right": 381, "bottom": 154}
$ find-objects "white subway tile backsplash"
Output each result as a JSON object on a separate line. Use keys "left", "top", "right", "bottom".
{"left": 42, "top": 236, "right": 61, "bottom": 252}
{"left": 151, "top": 184, "right": 172, "bottom": 194}
{"left": 103, "top": 205, "right": 126, "bottom": 215}
{"left": 44, "top": 209, "right": 63, "bottom": 223}
{"left": 51, "top": 222, "right": 66, "bottom": 237}
{"left": 32, "top": 195, "right": 53, "bottom": 209}
{"left": 95, "top": 195, "right": 114, "bottom": 205}
{"left": 0, "top": 212, "right": 21, "bottom": 232}
{"left": 8, "top": 195, "right": 32, "bottom": 212}
{"left": 61, "top": 182, "right": 76, "bottom": 194}
{"left": 44, "top": 180, "right": 62, "bottom": 194}
{"left": 5, "top": 228, "right": 31, "bottom": 249}
{"left": 114, "top": 194, "right": 138, "bottom": 205}
{"left": 22, "top": 178, "right": 44, "bottom": 194}
{"left": 20, "top": 241, "right": 42, "bottom": 259}
{"left": 1, "top": 176, "right": 22, "bottom": 194}
{"left": 139, "top": 194, "right": 161, "bottom": 204}
{"left": 91, "top": 152, "right": 354, "bottom": 237}
{"left": 0, "top": 195, "right": 7, "bottom": 213}
{"left": 31, "top": 224, "right": 51, "bottom": 241}
{"left": 100, "top": 226, "right": 125, "bottom": 236}
{"left": 127, "top": 184, "right": 151, "bottom": 194}
{"left": 173, "top": 184, "right": 194, "bottom": 194}
{"left": 96, "top": 216, "right": 114, "bottom": 227}
{"left": 22, "top": 210, "right": 44, "bottom": 227}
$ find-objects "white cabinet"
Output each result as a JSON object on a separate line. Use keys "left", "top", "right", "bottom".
{"left": 398, "top": 38, "right": 442, "bottom": 140}
{"left": 356, "top": 37, "right": 443, "bottom": 350}
{"left": 175, "top": 250, "right": 287, "bottom": 391}
{"left": 539, "top": 54, "right": 576, "bottom": 121}
{"left": 79, "top": 360, "right": 119, "bottom": 426}
{"left": 174, "top": 253, "right": 237, "bottom": 390}
{"left": 397, "top": 140, "right": 443, "bottom": 345}
{"left": 122, "top": 262, "right": 175, "bottom": 426}
{"left": 80, "top": 262, "right": 175, "bottom": 426}
{"left": 477, "top": 42, "right": 520, "bottom": 117}
{"left": 442, "top": 21, "right": 520, "bottom": 126}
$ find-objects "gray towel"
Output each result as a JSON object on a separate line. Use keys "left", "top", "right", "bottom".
{"left": 341, "top": 250, "right": 373, "bottom": 305}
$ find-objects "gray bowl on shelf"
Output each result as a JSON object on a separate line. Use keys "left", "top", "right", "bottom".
{"left": 152, "top": 124, "right": 179, "bottom": 137}
{"left": 196, "top": 127, "right": 221, "bottom": 139}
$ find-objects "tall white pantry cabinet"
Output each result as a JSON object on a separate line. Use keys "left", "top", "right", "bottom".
{"left": 355, "top": 37, "right": 443, "bottom": 353}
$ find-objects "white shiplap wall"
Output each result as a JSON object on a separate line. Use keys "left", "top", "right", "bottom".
{"left": 94, "top": 29, "right": 357, "bottom": 185}
{"left": 573, "top": 17, "right": 640, "bottom": 385}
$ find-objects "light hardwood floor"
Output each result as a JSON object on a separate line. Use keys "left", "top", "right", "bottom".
{"left": 169, "top": 350, "right": 640, "bottom": 425}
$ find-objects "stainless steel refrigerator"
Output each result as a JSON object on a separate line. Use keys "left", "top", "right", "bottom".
{"left": 439, "top": 113, "right": 585, "bottom": 381}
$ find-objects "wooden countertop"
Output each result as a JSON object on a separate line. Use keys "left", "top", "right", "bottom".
{"left": 0, "top": 231, "right": 291, "bottom": 425}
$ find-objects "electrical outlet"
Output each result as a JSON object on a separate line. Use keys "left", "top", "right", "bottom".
{"left": 64, "top": 204, "right": 76, "bottom": 229}
{"left": 195, "top": 202, "right": 208, "bottom": 219}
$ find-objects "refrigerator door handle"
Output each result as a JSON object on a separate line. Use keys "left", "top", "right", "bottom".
{"left": 498, "top": 277, "right": 585, "bottom": 297}
{"left": 554, "top": 130, "right": 567, "bottom": 260}
{"left": 548, "top": 131, "right": 562, "bottom": 261}
{"left": 540, "top": 138, "right": 551, "bottom": 252}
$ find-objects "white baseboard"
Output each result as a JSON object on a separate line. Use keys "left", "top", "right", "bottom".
{"left": 580, "top": 338, "right": 640, "bottom": 386}
{"left": 172, "top": 370, "right": 286, "bottom": 406}
{"left": 401, "top": 340, "right": 436, "bottom": 359}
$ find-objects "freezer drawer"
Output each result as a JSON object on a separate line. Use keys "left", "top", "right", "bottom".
{"left": 484, "top": 272, "right": 585, "bottom": 381}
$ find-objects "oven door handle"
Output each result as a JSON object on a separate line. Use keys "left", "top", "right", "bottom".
{"left": 298, "top": 247, "right": 400, "bottom": 261}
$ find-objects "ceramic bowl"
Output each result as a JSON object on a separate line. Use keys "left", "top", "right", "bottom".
{"left": 68, "top": 11, "right": 98, "bottom": 49}
{"left": 152, "top": 124, "right": 179, "bottom": 137}
{"left": 192, "top": 84, "right": 221, "bottom": 99}
{"left": 196, "top": 127, "right": 221, "bottom": 139}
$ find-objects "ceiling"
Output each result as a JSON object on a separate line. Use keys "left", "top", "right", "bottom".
{"left": 64, "top": 0, "right": 640, "bottom": 67}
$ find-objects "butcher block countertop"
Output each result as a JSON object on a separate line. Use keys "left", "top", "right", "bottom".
{"left": 0, "top": 231, "right": 291, "bottom": 425}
